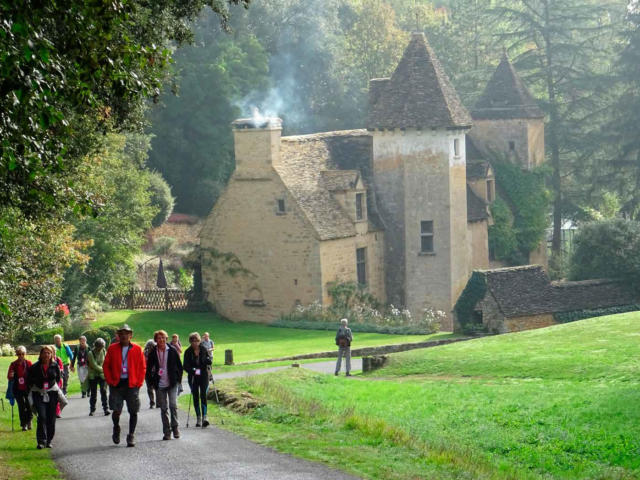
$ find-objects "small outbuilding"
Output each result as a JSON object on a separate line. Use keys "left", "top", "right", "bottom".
{"left": 454, "top": 265, "right": 640, "bottom": 334}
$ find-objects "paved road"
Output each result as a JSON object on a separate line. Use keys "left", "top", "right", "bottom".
{"left": 52, "top": 360, "right": 362, "bottom": 480}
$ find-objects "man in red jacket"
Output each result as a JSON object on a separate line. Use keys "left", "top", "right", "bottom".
{"left": 104, "top": 324, "right": 146, "bottom": 447}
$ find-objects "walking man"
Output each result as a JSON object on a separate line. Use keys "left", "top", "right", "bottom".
{"left": 53, "top": 334, "right": 74, "bottom": 394}
{"left": 334, "top": 318, "right": 353, "bottom": 376}
{"left": 71, "top": 336, "right": 90, "bottom": 398}
{"left": 103, "top": 324, "right": 146, "bottom": 447}
{"left": 87, "top": 338, "right": 109, "bottom": 416}
{"left": 146, "top": 330, "right": 183, "bottom": 440}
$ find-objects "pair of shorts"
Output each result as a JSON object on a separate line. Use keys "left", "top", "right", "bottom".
{"left": 108, "top": 379, "right": 140, "bottom": 414}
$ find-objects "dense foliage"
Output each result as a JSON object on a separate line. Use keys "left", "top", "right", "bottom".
{"left": 489, "top": 160, "right": 550, "bottom": 264}
{"left": 569, "top": 218, "right": 640, "bottom": 284}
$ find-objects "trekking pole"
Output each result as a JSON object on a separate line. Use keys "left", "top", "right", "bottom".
{"left": 186, "top": 390, "right": 192, "bottom": 428}
{"left": 11, "top": 404, "right": 14, "bottom": 432}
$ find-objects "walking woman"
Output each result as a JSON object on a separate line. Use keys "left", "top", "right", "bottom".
{"left": 183, "top": 332, "right": 212, "bottom": 427}
{"left": 87, "top": 338, "right": 110, "bottom": 416}
{"left": 27, "top": 346, "right": 61, "bottom": 449}
{"left": 6, "top": 346, "right": 33, "bottom": 431}
{"left": 143, "top": 339, "right": 156, "bottom": 408}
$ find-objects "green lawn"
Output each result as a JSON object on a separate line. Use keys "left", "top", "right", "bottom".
{"left": 95, "top": 310, "right": 449, "bottom": 365}
{"left": 214, "top": 312, "right": 640, "bottom": 479}
{"left": 0, "top": 355, "right": 79, "bottom": 479}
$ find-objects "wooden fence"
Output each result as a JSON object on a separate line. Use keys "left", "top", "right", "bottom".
{"left": 110, "top": 289, "right": 207, "bottom": 311}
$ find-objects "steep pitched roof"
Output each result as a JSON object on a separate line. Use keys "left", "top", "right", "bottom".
{"left": 368, "top": 33, "right": 472, "bottom": 130}
{"left": 467, "top": 185, "right": 489, "bottom": 222}
{"left": 320, "top": 170, "right": 360, "bottom": 191}
{"left": 472, "top": 54, "right": 544, "bottom": 120}
{"left": 277, "top": 130, "right": 382, "bottom": 241}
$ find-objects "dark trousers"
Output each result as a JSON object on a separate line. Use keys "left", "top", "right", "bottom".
{"left": 89, "top": 377, "right": 108, "bottom": 412}
{"left": 15, "top": 390, "right": 32, "bottom": 427}
{"left": 109, "top": 379, "right": 140, "bottom": 435}
{"left": 190, "top": 378, "right": 208, "bottom": 418}
{"left": 146, "top": 380, "right": 155, "bottom": 407}
{"left": 33, "top": 391, "right": 58, "bottom": 445}
{"left": 61, "top": 364, "right": 69, "bottom": 394}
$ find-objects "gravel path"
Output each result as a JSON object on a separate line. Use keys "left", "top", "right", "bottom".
{"left": 51, "top": 359, "right": 362, "bottom": 480}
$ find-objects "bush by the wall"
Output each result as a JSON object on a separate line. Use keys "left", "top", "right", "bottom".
{"left": 33, "top": 327, "right": 64, "bottom": 345}
{"left": 81, "top": 328, "right": 110, "bottom": 345}
{"left": 270, "top": 320, "right": 438, "bottom": 335}
{"left": 453, "top": 271, "right": 488, "bottom": 334}
{"left": 100, "top": 325, "right": 119, "bottom": 339}
{"left": 0, "top": 344, "right": 16, "bottom": 356}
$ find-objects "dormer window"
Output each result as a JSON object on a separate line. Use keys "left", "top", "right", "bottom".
{"left": 356, "top": 193, "right": 364, "bottom": 221}
{"left": 277, "top": 198, "right": 286, "bottom": 215}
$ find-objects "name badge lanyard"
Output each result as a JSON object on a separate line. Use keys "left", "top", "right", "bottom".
{"left": 157, "top": 348, "right": 166, "bottom": 375}
{"left": 122, "top": 346, "right": 130, "bottom": 374}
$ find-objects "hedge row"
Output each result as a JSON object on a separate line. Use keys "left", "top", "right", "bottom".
{"left": 553, "top": 304, "right": 640, "bottom": 324}
{"left": 269, "top": 320, "right": 436, "bottom": 335}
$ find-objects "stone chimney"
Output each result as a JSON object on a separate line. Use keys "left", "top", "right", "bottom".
{"left": 232, "top": 116, "right": 282, "bottom": 179}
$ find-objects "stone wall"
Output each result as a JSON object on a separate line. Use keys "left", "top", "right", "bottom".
{"left": 372, "top": 128, "right": 471, "bottom": 331}
{"left": 468, "top": 221, "right": 489, "bottom": 270}
{"left": 504, "top": 314, "right": 555, "bottom": 332}
{"left": 470, "top": 119, "right": 532, "bottom": 169}
{"left": 200, "top": 172, "right": 322, "bottom": 322}
{"left": 319, "top": 231, "right": 385, "bottom": 305}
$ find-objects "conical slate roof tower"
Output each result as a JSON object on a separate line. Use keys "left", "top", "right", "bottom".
{"left": 472, "top": 53, "right": 544, "bottom": 120}
{"left": 368, "top": 32, "right": 472, "bottom": 130}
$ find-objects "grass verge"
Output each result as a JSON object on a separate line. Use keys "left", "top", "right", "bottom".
{"left": 209, "top": 313, "right": 640, "bottom": 479}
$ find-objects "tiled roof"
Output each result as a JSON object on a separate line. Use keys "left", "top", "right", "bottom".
{"left": 465, "top": 137, "right": 486, "bottom": 163}
{"left": 277, "top": 130, "right": 383, "bottom": 240}
{"left": 467, "top": 185, "right": 489, "bottom": 222}
{"left": 320, "top": 170, "right": 360, "bottom": 191}
{"left": 478, "top": 265, "right": 638, "bottom": 317}
{"left": 367, "top": 33, "right": 472, "bottom": 130}
{"left": 472, "top": 54, "right": 544, "bottom": 120}
{"left": 466, "top": 160, "right": 491, "bottom": 180}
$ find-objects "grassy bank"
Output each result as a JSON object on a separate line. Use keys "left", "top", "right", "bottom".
{"left": 95, "top": 310, "right": 449, "bottom": 365}
{"left": 213, "top": 312, "right": 640, "bottom": 479}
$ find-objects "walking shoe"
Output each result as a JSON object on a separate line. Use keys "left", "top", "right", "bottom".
{"left": 334, "top": 372, "right": 339, "bottom": 376}
{"left": 149, "top": 402, "right": 155, "bottom": 409}
{"left": 202, "top": 419, "right": 210, "bottom": 428}
{"left": 172, "top": 428, "right": 180, "bottom": 439}
{"left": 46, "top": 443, "right": 52, "bottom": 448}
{"left": 82, "top": 392, "right": 86, "bottom": 398}
{"left": 89, "top": 411, "right": 94, "bottom": 416}
{"left": 195, "top": 416, "right": 201, "bottom": 428}
{"left": 346, "top": 373, "right": 352, "bottom": 377}
{"left": 162, "top": 433, "right": 171, "bottom": 441}
{"left": 27, "top": 421, "right": 32, "bottom": 430}
{"left": 112, "top": 425, "right": 121, "bottom": 444}
{"left": 37, "top": 444, "right": 44, "bottom": 449}
{"left": 21, "top": 425, "right": 27, "bottom": 431}
{"left": 104, "top": 410, "right": 110, "bottom": 416}
{"left": 126, "top": 434, "right": 135, "bottom": 447}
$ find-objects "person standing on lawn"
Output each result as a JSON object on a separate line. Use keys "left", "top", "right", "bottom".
{"left": 334, "top": 318, "right": 353, "bottom": 376}
{"left": 103, "top": 324, "right": 146, "bottom": 447}
{"left": 27, "top": 346, "right": 61, "bottom": 449}
{"left": 201, "top": 332, "right": 214, "bottom": 381}
{"left": 146, "top": 330, "right": 183, "bottom": 440}
{"left": 183, "top": 332, "right": 212, "bottom": 428}
{"left": 53, "top": 334, "right": 73, "bottom": 395}
{"left": 143, "top": 339, "right": 157, "bottom": 408}
{"left": 7, "top": 346, "right": 33, "bottom": 431}
{"left": 87, "top": 338, "right": 110, "bottom": 416}
{"left": 71, "top": 336, "right": 90, "bottom": 398}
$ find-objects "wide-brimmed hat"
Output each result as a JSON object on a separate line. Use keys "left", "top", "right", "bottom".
{"left": 117, "top": 324, "right": 133, "bottom": 333}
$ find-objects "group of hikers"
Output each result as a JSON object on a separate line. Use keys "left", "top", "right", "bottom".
{"left": 6, "top": 318, "right": 353, "bottom": 451}
{"left": 6, "top": 324, "right": 216, "bottom": 449}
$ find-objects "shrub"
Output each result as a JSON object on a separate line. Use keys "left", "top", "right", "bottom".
{"left": 100, "top": 325, "right": 119, "bottom": 339}
{"left": 0, "top": 344, "right": 15, "bottom": 356}
{"left": 33, "top": 327, "right": 64, "bottom": 345}
{"left": 81, "top": 328, "right": 110, "bottom": 345}
{"left": 569, "top": 218, "right": 640, "bottom": 284}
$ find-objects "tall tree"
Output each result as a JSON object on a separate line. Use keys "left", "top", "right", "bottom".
{"left": 494, "top": 0, "right": 620, "bottom": 255}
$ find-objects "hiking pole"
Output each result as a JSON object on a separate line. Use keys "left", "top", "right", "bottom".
{"left": 186, "top": 390, "right": 192, "bottom": 428}
{"left": 11, "top": 404, "right": 14, "bottom": 432}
